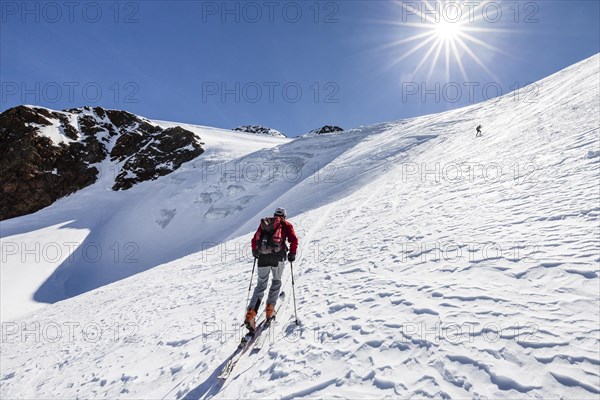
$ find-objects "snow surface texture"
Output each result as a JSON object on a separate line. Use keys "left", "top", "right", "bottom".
{"left": 1, "top": 55, "right": 599, "bottom": 399}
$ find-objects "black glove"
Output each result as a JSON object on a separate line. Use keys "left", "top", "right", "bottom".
{"left": 252, "top": 249, "right": 260, "bottom": 259}
{"left": 288, "top": 253, "right": 296, "bottom": 262}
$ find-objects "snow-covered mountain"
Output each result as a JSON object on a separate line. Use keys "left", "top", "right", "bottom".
{"left": 1, "top": 54, "right": 599, "bottom": 399}
{"left": 0, "top": 106, "right": 209, "bottom": 220}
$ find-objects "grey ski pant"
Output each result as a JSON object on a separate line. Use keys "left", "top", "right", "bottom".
{"left": 249, "top": 261, "right": 284, "bottom": 311}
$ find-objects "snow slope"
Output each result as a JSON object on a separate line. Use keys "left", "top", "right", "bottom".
{"left": 1, "top": 54, "right": 599, "bottom": 399}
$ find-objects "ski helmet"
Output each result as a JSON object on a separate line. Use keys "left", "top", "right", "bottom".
{"left": 274, "top": 207, "right": 287, "bottom": 218}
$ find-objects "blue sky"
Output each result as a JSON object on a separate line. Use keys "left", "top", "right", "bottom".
{"left": 1, "top": 1, "right": 599, "bottom": 136}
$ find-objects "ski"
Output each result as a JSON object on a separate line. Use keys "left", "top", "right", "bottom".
{"left": 252, "top": 292, "right": 286, "bottom": 352}
{"left": 218, "top": 319, "right": 266, "bottom": 380}
{"left": 218, "top": 292, "right": 286, "bottom": 380}
{"left": 237, "top": 331, "right": 255, "bottom": 349}
{"left": 251, "top": 318, "right": 275, "bottom": 352}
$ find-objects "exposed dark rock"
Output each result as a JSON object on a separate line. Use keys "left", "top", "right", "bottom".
{"left": 0, "top": 106, "right": 97, "bottom": 220}
{"left": 113, "top": 126, "right": 204, "bottom": 190}
{"left": 0, "top": 106, "right": 205, "bottom": 220}
{"left": 233, "top": 125, "right": 286, "bottom": 137}
{"left": 309, "top": 125, "right": 344, "bottom": 135}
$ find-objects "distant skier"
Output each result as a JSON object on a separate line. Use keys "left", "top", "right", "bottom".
{"left": 476, "top": 125, "right": 483, "bottom": 137}
{"left": 245, "top": 207, "right": 298, "bottom": 332}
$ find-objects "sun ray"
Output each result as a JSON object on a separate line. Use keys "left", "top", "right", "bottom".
{"left": 383, "top": 34, "right": 440, "bottom": 71}
{"left": 459, "top": 26, "right": 513, "bottom": 33}
{"left": 457, "top": 32, "right": 513, "bottom": 58}
{"left": 454, "top": 36, "right": 500, "bottom": 81}
{"left": 377, "top": 30, "right": 436, "bottom": 50}
{"left": 445, "top": 39, "right": 451, "bottom": 82}
{"left": 413, "top": 36, "right": 443, "bottom": 76}
{"left": 392, "top": 33, "right": 440, "bottom": 63}
{"left": 382, "top": 0, "right": 508, "bottom": 84}
{"left": 427, "top": 38, "right": 445, "bottom": 80}
{"left": 450, "top": 38, "right": 469, "bottom": 82}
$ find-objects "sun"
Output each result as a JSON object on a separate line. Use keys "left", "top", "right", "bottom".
{"left": 382, "top": 0, "right": 508, "bottom": 82}
{"left": 434, "top": 20, "right": 461, "bottom": 41}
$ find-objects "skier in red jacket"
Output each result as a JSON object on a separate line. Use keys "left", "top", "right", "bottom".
{"left": 245, "top": 207, "right": 298, "bottom": 332}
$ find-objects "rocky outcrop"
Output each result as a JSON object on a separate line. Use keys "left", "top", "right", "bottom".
{"left": 0, "top": 106, "right": 204, "bottom": 220}
{"left": 0, "top": 106, "right": 98, "bottom": 220}
{"left": 308, "top": 125, "right": 344, "bottom": 135}
{"left": 112, "top": 126, "right": 204, "bottom": 190}
{"left": 233, "top": 125, "right": 286, "bottom": 137}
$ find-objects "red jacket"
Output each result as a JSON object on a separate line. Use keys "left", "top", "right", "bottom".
{"left": 252, "top": 217, "right": 298, "bottom": 254}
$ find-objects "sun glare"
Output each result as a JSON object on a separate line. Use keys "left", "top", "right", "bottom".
{"left": 434, "top": 20, "right": 461, "bottom": 41}
{"left": 383, "top": 0, "right": 507, "bottom": 82}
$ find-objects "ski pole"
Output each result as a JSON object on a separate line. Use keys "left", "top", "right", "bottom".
{"left": 245, "top": 258, "right": 257, "bottom": 310}
{"left": 290, "top": 261, "right": 300, "bottom": 325}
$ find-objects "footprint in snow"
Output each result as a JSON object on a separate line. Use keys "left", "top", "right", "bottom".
{"left": 328, "top": 303, "right": 357, "bottom": 313}
{"left": 226, "top": 184, "right": 245, "bottom": 196}
{"left": 195, "top": 191, "right": 223, "bottom": 205}
{"left": 204, "top": 205, "right": 243, "bottom": 219}
{"left": 413, "top": 308, "right": 439, "bottom": 316}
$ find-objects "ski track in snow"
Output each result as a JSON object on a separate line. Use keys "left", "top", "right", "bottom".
{"left": 1, "top": 55, "right": 599, "bottom": 399}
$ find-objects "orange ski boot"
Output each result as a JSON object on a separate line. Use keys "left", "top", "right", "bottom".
{"left": 244, "top": 308, "right": 257, "bottom": 332}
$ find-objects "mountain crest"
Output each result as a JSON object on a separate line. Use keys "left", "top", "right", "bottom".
{"left": 232, "top": 125, "right": 286, "bottom": 137}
